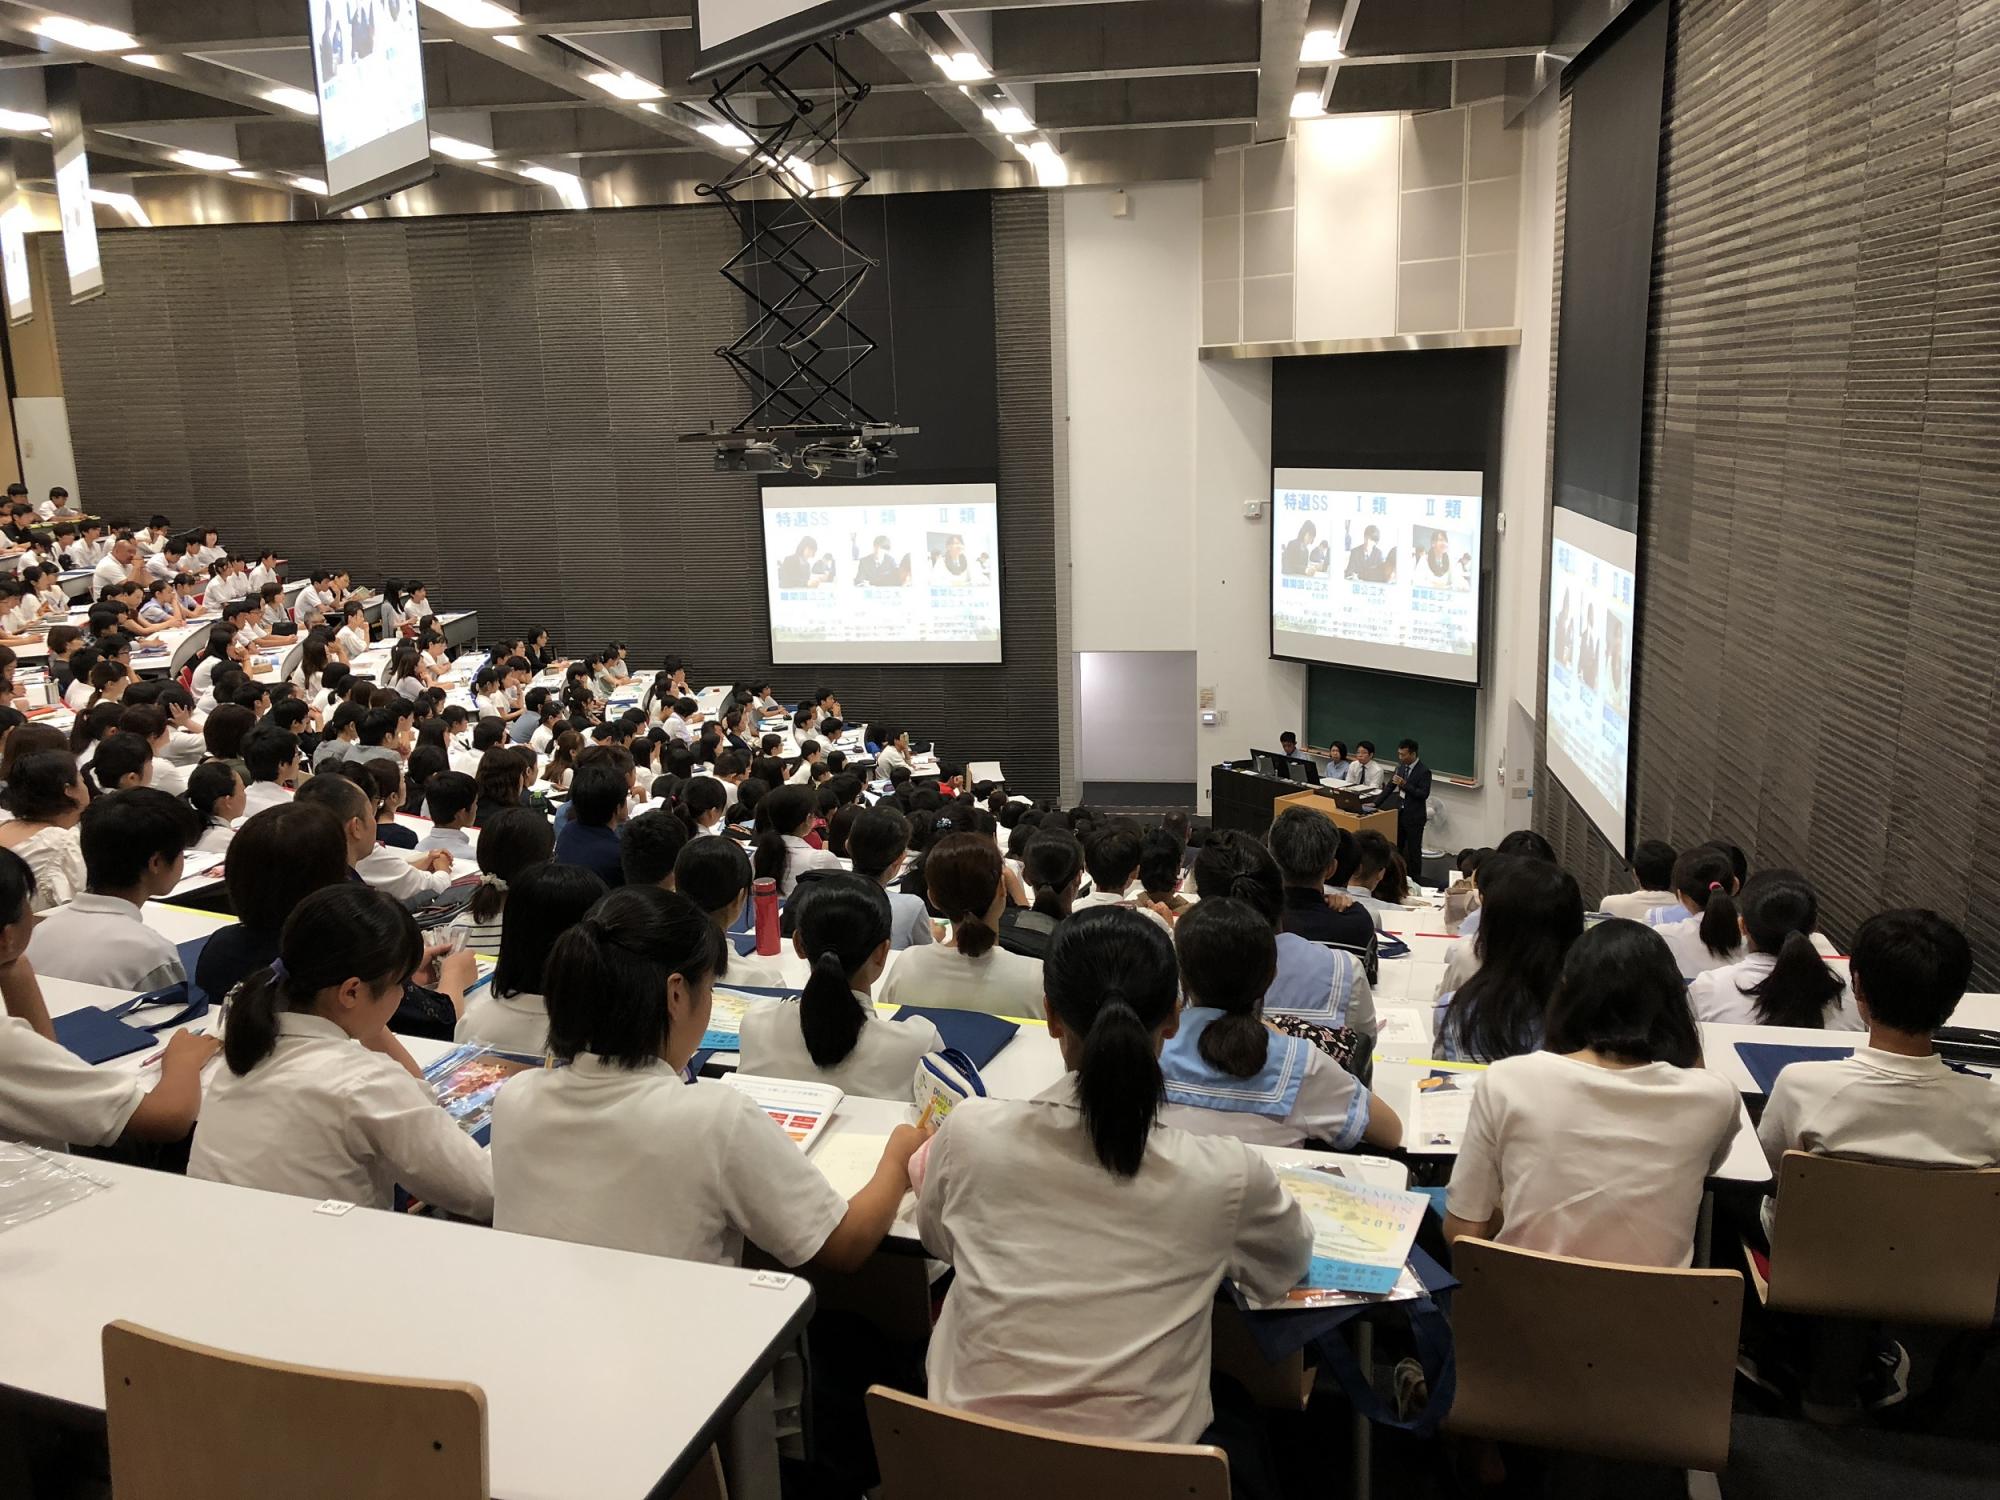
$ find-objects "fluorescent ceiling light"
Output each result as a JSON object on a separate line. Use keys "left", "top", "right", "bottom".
{"left": 698, "top": 122, "right": 752, "bottom": 148}
{"left": 290, "top": 176, "right": 328, "bottom": 195}
{"left": 1290, "top": 90, "right": 1325, "bottom": 119}
{"left": 430, "top": 133, "right": 494, "bottom": 161}
{"left": 420, "top": 0, "right": 521, "bottom": 25}
{"left": 520, "top": 164, "right": 588, "bottom": 210}
{"left": 227, "top": 169, "right": 258, "bottom": 178}
{"left": 585, "top": 70, "right": 665, "bottom": 101}
{"left": 1300, "top": 30, "right": 1343, "bottom": 63}
{"left": 172, "top": 149, "right": 242, "bottom": 172}
{"left": 890, "top": 12, "right": 905, "bottom": 27}
{"left": 264, "top": 86, "right": 318, "bottom": 116}
{"left": 1015, "top": 139, "right": 1067, "bottom": 188}
{"left": 346, "top": 207, "right": 369, "bottom": 219}
{"left": 932, "top": 52, "right": 990, "bottom": 82}
{"left": 89, "top": 189, "right": 150, "bottom": 227}
{"left": 33, "top": 16, "right": 137, "bottom": 51}
{"left": 981, "top": 105, "right": 1033, "bottom": 135}
{"left": 0, "top": 109, "right": 49, "bottom": 133}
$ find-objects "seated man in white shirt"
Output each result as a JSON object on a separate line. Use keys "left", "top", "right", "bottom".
{"left": 1600, "top": 838, "right": 1685, "bottom": 922}
{"left": 874, "top": 724, "right": 912, "bottom": 778}
{"left": 294, "top": 768, "right": 455, "bottom": 904}
{"left": 26, "top": 787, "right": 202, "bottom": 992}
{"left": 35, "top": 484, "right": 80, "bottom": 522}
{"left": 239, "top": 723, "right": 303, "bottom": 818}
{"left": 144, "top": 538, "right": 190, "bottom": 582}
{"left": 91, "top": 535, "right": 142, "bottom": 596}
{"left": 132, "top": 516, "right": 172, "bottom": 556}
{"left": 1343, "top": 740, "right": 1392, "bottom": 791}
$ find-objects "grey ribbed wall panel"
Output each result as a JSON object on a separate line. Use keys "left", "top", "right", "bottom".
{"left": 1534, "top": 0, "right": 2000, "bottom": 978}
{"left": 42, "top": 194, "right": 1061, "bottom": 798}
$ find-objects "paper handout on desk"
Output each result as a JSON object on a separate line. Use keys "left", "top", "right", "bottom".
{"left": 699, "top": 987, "right": 785, "bottom": 1052}
{"left": 1407, "top": 1067, "right": 1483, "bottom": 1151}
{"left": 1239, "top": 1163, "right": 1428, "bottom": 1308}
{"left": 725, "top": 1074, "right": 842, "bottom": 1153}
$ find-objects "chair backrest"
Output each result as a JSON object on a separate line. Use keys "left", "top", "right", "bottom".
{"left": 102, "top": 1320, "right": 488, "bottom": 1500}
{"left": 1765, "top": 1151, "right": 2000, "bottom": 1327}
{"left": 1447, "top": 1238, "right": 1741, "bottom": 1471}
{"left": 865, "top": 1386, "right": 1229, "bottom": 1500}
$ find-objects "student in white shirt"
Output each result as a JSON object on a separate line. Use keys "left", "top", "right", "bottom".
{"left": 739, "top": 872, "right": 943, "bottom": 1100}
{"left": 674, "top": 834, "right": 798, "bottom": 987}
{"left": 26, "top": 787, "right": 200, "bottom": 992}
{"left": 1689, "top": 868, "right": 1860, "bottom": 1030}
{"left": 1443, "top": 919, "right": 1740, "bottom": 1268}
{"left": 1343, "top": 740, "right": 1392, "bottom": 790}
{"left": 1069, "top": 826, "right": 1170, "bottom": 933}
{"left": 1159, "top": 896, "right": 1400, "bottom": 1150}
{"left": 189, "top": 883, "right": 491, "bottom": 1215}
{"left": 1338, "top": 831, "right": 1408, "bottom": 929}
{"left": 235, "top": 723, "right": 303, "bottom": 819}
{"left": 1432, "top": 856, "right": 1584, "bottom": 1063}
{"left": 491, "top": 885, "right": 921, "bottom": 1268}
{"left": 879, "top": 832, "right": 1046, "bottom": 1019}
{"left": 784, "top": 739, "right": 821, "bottom": 784}
{"left": 457, "top": 861, "right": 606, "bottom": 1055}
{"left": 681, "top": 775, "right": 729, "bottom": 839}
{"left": 753, "top": 783, "right": 840, "bottom": 898}
{"left": 133, "top": 516, "right": 171, "bottom": 556}
{"left": 144, "top": 539, "right": 189, "bottom": 583}
{"left": 0, "top": 750, "right": 89, "bottom": 912}
{"left": 415, "top": 771, "right": 478, "bottom": 857}
{"left": 1758, "top": 909, "right": 2000, "bottom": 1207}
{"left": 446, "top": 807, "right": 556, "bottom": 958}
{"left": 189, "top": 527, "right": 227, "bottom": 569}
{"left": 846, "top": 805, "right": 935, "bottom": 951}
{"left": 912, "top": 905, "right": 1312, "bottom": 1445}
{"left": 1652, "top": 845, "right": 1745, "bottom": 980}
{"left": 1600, "top": 838, "right": 1682, "bottom": 921}
{"left": 185, "top": 760, "right": 246, "bottom": 854}
{"left": 246, "top": 548, "right": 283, "bottom": 592}
{"left": 36, "top": 485, "right": 77, "bottom": 522}
{"left": 0, "top": 847, "right": 219, "bottom": 1148}
{"left": 82, "top": 730, "right": 154, "bottom": 798}
{"left": 874, "top": 725, "right": 913, "bottom": 779}
{"left": 293, "top": 768, "right": 455, "bottom": 906}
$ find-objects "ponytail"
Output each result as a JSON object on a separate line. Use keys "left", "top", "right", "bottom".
{"left": 923, "top": 832, "right": 1005, "bottom": 958}
{"left": 1672, "top": 846, "right": 1741, "bottom": 959}
{"left": 1740, "top": 869, "right": 1842, "bottom": 1026}
{"left": 753, "top": 784, "right": 816, "bottom": 886}
{"left": 221, "top": 885, "right": 421, "bottom": 1076}
{"left": 752, "top": 828, "right": 789, "bottom": 886}
{"left": 1046, "top": 909, "right": 1179, "bottom": 1177}
{"left": 792, "top": 873, "right": 891, "bottom": 1067}
{"left": 1023, "top": 831, "right": 1083, "bottom": 918}
{"left": 1176, "top": 897, "right": 1277, "bottom": 1079}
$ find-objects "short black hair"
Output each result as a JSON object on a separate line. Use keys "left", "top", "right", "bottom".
{"left": 1631, "top": 838, "right": 1677, "bottom": 890}
{"left": 358, "top": 708, "right": 397, "bottom": 746}
{"left": 1268, "top": 805, "right": 1340, "bottom": 885}
{"left": 1496, "top": 828, "right": 1558, "bottom": 865}
{"left": 1355, "top": 739, "right": 1375, "bottom": 755}
{"left": 1138, "top": 827, "right": 1185, "bottom": 896}
{"left": 619, "top": 812, "right": 688, "bottom": 887}
{"left": 240, "top": 724, "right": 300, "bottom": 783}
{"left": 226, "top": 802, "right": 349, "bottom": 932}
{"left": 567, "top": 762, "right": 627, "bottom": 828}
{"left": 1084, "top": 827, "right": 1143, "bottom": 890}
{"left": 79, "top": 787, "right": 199, "bottom": 891}
{"left": 424, "top": 771, "right": 478, "bottom": 825}
{"left": 1398, "top": 737, "right": 1419, "bottom": 754}
{"left": 1279, "top": 731, "right": 1297, "bottom": 744}
{"left": 1849, "top": 909, "right": 1973, "bottom": 1034}
{"left": 294, "top": 769, "right": 372, "bottom": 830}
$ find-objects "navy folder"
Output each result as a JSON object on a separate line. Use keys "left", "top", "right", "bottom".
{"left": 892, "top": 1006, "right": 1020, "bottom": 1068}
{"left": 1734, "top": 1041, "right": 1853, "bottom": 1095}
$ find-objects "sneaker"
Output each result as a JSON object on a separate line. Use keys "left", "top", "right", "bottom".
{"left": 1392, "top": 1356, "right": 1429, "bottom": 1420}
{"left": 1735, "top": 1348, "right": 1795, "bottom": 1400}
{"left": 1858, "top": 1340, "right": 1911, "bottom": 1411}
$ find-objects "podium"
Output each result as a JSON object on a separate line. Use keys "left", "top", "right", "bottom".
{"left": 1273, "top": 789, "right": 1400, "bottom": 842}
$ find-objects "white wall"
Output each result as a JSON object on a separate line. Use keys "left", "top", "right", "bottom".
{"left": 1293, "top": 114, "right": 1401, "bottom": 341}
{"left": 1076, "top": 650, "right": 1198, "bottom": 784}
{"left": 1062, "top": 184, "right": 1200, "bottom": 652}
{"left": 14, "top": 397, "right": 77, "bottom": 505}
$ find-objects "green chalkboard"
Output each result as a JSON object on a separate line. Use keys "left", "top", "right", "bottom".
{"left": 1305, "top": 664, "right": 1478, "bottom": 780}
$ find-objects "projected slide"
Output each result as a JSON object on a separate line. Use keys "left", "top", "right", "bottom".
{"left": 1270, "top": 467, "right": 1484, "bottom": 683}
{"left": 1545, "top": 509, "right": 1637, "bottom": 849}
{"left": 309, "top": 0, "right": 431, "bottom": 208}
{"left": 763, "top": 482, "right": 1003, "bottom": 665}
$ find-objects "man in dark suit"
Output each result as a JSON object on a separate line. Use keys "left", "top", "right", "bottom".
{"left": 1388, "top": 737, "right": 1432, "bottom": 882}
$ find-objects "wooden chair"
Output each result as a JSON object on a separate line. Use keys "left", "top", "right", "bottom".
{"left": 1757, "top": 1152, "right": 2000, "bottom": 1327}
{"left": 1447, "top": 1238, "right": 1742, "bottom": 1471}
{"left": 101, "top": 1320, "right": 489, "bottom": 1500}
{"left": 865, "top": 1385, "right": 1230, "bottom": 1500}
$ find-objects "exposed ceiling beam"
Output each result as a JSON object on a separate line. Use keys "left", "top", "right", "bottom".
{"left": 855, "top": 14, "right": 1021, "bottom": 166}
{"left": 1254, "top": 0, "right": 1309, "bottom": 142}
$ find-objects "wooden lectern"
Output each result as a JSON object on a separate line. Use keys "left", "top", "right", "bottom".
{"left": 1273, "top": 790, "right": 1401, "bottom": 841}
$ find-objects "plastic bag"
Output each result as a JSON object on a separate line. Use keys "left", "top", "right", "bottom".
{"left": 0, "top": 1143, "right": 109, "bottom": 1233}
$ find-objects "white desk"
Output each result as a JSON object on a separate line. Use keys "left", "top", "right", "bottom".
{"left": 0, "top": 1154, "right": 814, "bottom": 1500}
{"left": 1700, "top": 1021, "right": 1859, "bottom": 1095}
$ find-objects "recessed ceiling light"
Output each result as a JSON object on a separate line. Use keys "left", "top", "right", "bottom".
{"left": 585, "top": 70, "right": 665, "bottom": 101}
{"left": 698, "top": 122, "right": 752, "bottom": 148}
{"left": 1290, "top": 90, "right": 1325, "bottom": 119}
{"left": 420, "top": 0, "right": 521, "bottom": 26}
{"left": 0, "top": 109, "right": 49, "bottom": 133}
{"left": 519, "top": 164, "right": 588, "bottom": 209}
{"left": 932, "top": 52, "right": 990, "bottom": 82}
{"left": 430, "top": 134, "right": 495, "bottom": 161}
{"left": 33, "top": 16, "right": 137, "bottom": 51}
{"left": 1300, "top": 30, "right": 1342, "bottom": 63}
{"left": 290, "top": 176, "right": 328, "bottom": 195}
{"left": 981, "top": 105, "right": 1033, "bottom": 135}
{"left": 1015, "top": 138, "right": 1067, "bottom": 187}
{"left": 88, "top": 189, "right": 151, "bottom": 227}
{"left": 264, "top": 86, "right": 319, "bottom": 116}
{"left": 172, "top": 149, "right": 242, "bottom": 172}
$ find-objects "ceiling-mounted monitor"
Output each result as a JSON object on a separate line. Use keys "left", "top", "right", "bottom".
{"left": 692, "top": 0, "right": 903, "bottom": 78}
{"left": 307, "top": 0, "right": 436, "bottom": 212}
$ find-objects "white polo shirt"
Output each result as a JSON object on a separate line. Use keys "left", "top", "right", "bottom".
{"left": 1654, "top": 914, "right": 1744, "bottom": 981}
{"left": 915, "top": 1079, "right": 1313, "bottom": 1444}
{"left": 454, "top": 990, "right": 549, "bottom": 1056}
{"left": 776, "top": 834, "right": 840, "bottom": 897}
{"left": 187, "top": 1012, "right": 492, "bottom": 1217}
{"left": 26, "top": 892, "right": 185, "bottom": 992}
{"left": 876, "top": 940, "right": 1045, "bottom": 1020}
{"left": 239, "top": 780, "right": 293, "bottom": 819}
{"left": 0, "top": 1015, "right": 146, "bottom": 1149}
{"left": 1757, "top": 1045, "right": 2000, "bottom": 1177}
{"left": 490, "top": 1057, "right": 847, "bottom": 1267}
{"left": 1600, "top": 888, "right": 1682, "bottom": 922}
{"left": 355, "top": 845, "right": 454, "bottom": 904}
{"left": 1688, "top": 951, "right": 1862, "bottom": 1030}
{"left": 737, "top": 992, "right": 941, "bottom": 1102}
{"left": 90, "top": 555, "right": 129, "bottom": 593}
{"left": 1445, "top": 1050, "right": 1740, "bottom": 1268}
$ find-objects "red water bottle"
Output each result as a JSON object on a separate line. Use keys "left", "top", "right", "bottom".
{"left": 753, "top": 877, "right": 780, "bottom": 956}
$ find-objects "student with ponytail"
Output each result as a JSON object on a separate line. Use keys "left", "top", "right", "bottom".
{"left": 752, "top": 782, "right": 837, "bottom": 897}
{"left": 188, "top": 884, "right": 492, "bottom": 1218}
{"left": 912, "top": 907, "right": 1313, "bottom": 1446}
{"left": 879, "top": 832, "right": 1045, "bottom": 1018}
{"left": 1653, "top": 844, "right": 1746, "bottom": 980}
{"left": 997, "top": 829, "right": 1083, "bottom": 960}
{"left": 845, "top": 804, "right": 935, "bottom": 951}
{"left": 1159, "top": 897, "right": 1401, "bottom": 1150}
{"left": 738, "top": 872, "right": 942, "bottom": 1099}
{"left": 445, "top": 808, "right": 555, "bottom": 957}
{"left": 491, "top": 885, "right": 922, "bottom": 1269}
{"left": 1689, "top": 868, "right": 1857, "bottom": 1029}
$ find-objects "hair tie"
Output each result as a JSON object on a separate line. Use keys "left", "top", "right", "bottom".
{"left": 1708, "top": 881, "right": 1722, "bottom": 891}
{"left": 479, "top": 872, "right": 508, "bottom": 891}
{"left": 269, "top": 956, "right": 288, "bottom": 982}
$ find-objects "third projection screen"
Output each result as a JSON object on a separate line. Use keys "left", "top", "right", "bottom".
{"left": 1545, "top": 508, "right": 1636, "bottom": 847}
{"left": 763, "top": 482, "right": 1002, "bottom": 664}
{"left": 1271, "top": 468, "right": 1484, "bottom": 682}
